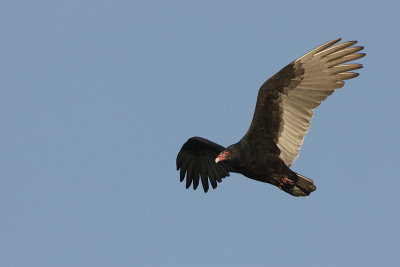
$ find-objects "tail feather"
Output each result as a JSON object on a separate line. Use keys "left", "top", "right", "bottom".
{"left": 286, "top": 173, "right": 317, "bottom": 197}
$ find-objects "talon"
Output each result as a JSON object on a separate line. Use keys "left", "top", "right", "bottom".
{"left": 279, "top": 177, "right": 294, "bottom": 189}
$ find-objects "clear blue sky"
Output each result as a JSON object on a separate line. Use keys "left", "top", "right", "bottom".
{"left": 1, "top": 0, "right": 399, "bottom": 266}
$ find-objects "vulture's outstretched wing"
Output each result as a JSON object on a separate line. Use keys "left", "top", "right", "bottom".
{"left": 243, "top": 38, "right": 365, "bottom": 166}
{"left": 176, "top": 137, "right": 235, "bottom": 192}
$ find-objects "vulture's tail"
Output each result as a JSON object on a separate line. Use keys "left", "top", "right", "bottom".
{"left": 285, "top": 173, "right": 317, "bottom": 197}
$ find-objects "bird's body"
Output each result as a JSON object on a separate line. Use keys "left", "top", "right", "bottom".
{"left": 176, "top": 38, "right": 365, "bottom": 196}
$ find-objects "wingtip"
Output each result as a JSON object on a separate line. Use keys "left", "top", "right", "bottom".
{"left": 330, "top": 38, "right": 342, "bottom": 45}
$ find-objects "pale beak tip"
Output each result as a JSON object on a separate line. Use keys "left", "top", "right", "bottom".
{"left": 215, "top": 158, "right": 220, "bottom": 163}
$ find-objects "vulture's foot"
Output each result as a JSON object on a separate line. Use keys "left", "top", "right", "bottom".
{"left": 279, "top": 177, "right": 294, "bottom": 189}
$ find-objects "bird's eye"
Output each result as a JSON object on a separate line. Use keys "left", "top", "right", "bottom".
{"left": 223, "top": 152, "right": 228, "bottom": 157}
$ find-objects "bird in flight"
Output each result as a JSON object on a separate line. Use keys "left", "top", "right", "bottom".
{"left": 176, "top": 38, "right": 365, "bottom": 196}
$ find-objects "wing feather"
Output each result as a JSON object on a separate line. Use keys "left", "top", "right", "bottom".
{"left": 180, "top": 167, "right": 186, "bottom": 182}
{"left": 193, "top": 160, "right": 201, "bottom": 190}
{"left": 186, "top": 161, "right": 194, "bottom": 188}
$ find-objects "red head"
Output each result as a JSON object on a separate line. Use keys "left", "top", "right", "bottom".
{"left": 215, "top": 150, "right": 231, "bottom": 163}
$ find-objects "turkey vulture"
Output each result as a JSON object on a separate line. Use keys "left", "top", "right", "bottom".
{"left": 176, "top": 38, "right": 365, "bottom": 196}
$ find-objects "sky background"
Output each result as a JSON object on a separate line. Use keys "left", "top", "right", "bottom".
{"left": 1, "top": 0, "right": 399, "bottom": 266}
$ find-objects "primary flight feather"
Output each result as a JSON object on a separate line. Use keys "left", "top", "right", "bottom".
{"left": 176, "top": 38, "right": 365, "bottom": 196}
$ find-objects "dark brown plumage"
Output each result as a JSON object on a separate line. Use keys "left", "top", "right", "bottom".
{"left": 176, "top": 38, "right": 365, "bottom": 196}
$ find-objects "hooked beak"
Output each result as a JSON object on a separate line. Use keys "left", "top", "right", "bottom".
{"left": 215, "top": 154, "right": 223, "bottom": 163}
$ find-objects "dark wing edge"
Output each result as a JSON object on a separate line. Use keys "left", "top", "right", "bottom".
{"left": 243, "top": 38, "right": 365, "bottom": 166}
{"left": 176, "top": 137, "right": 234, "bottom": 192}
